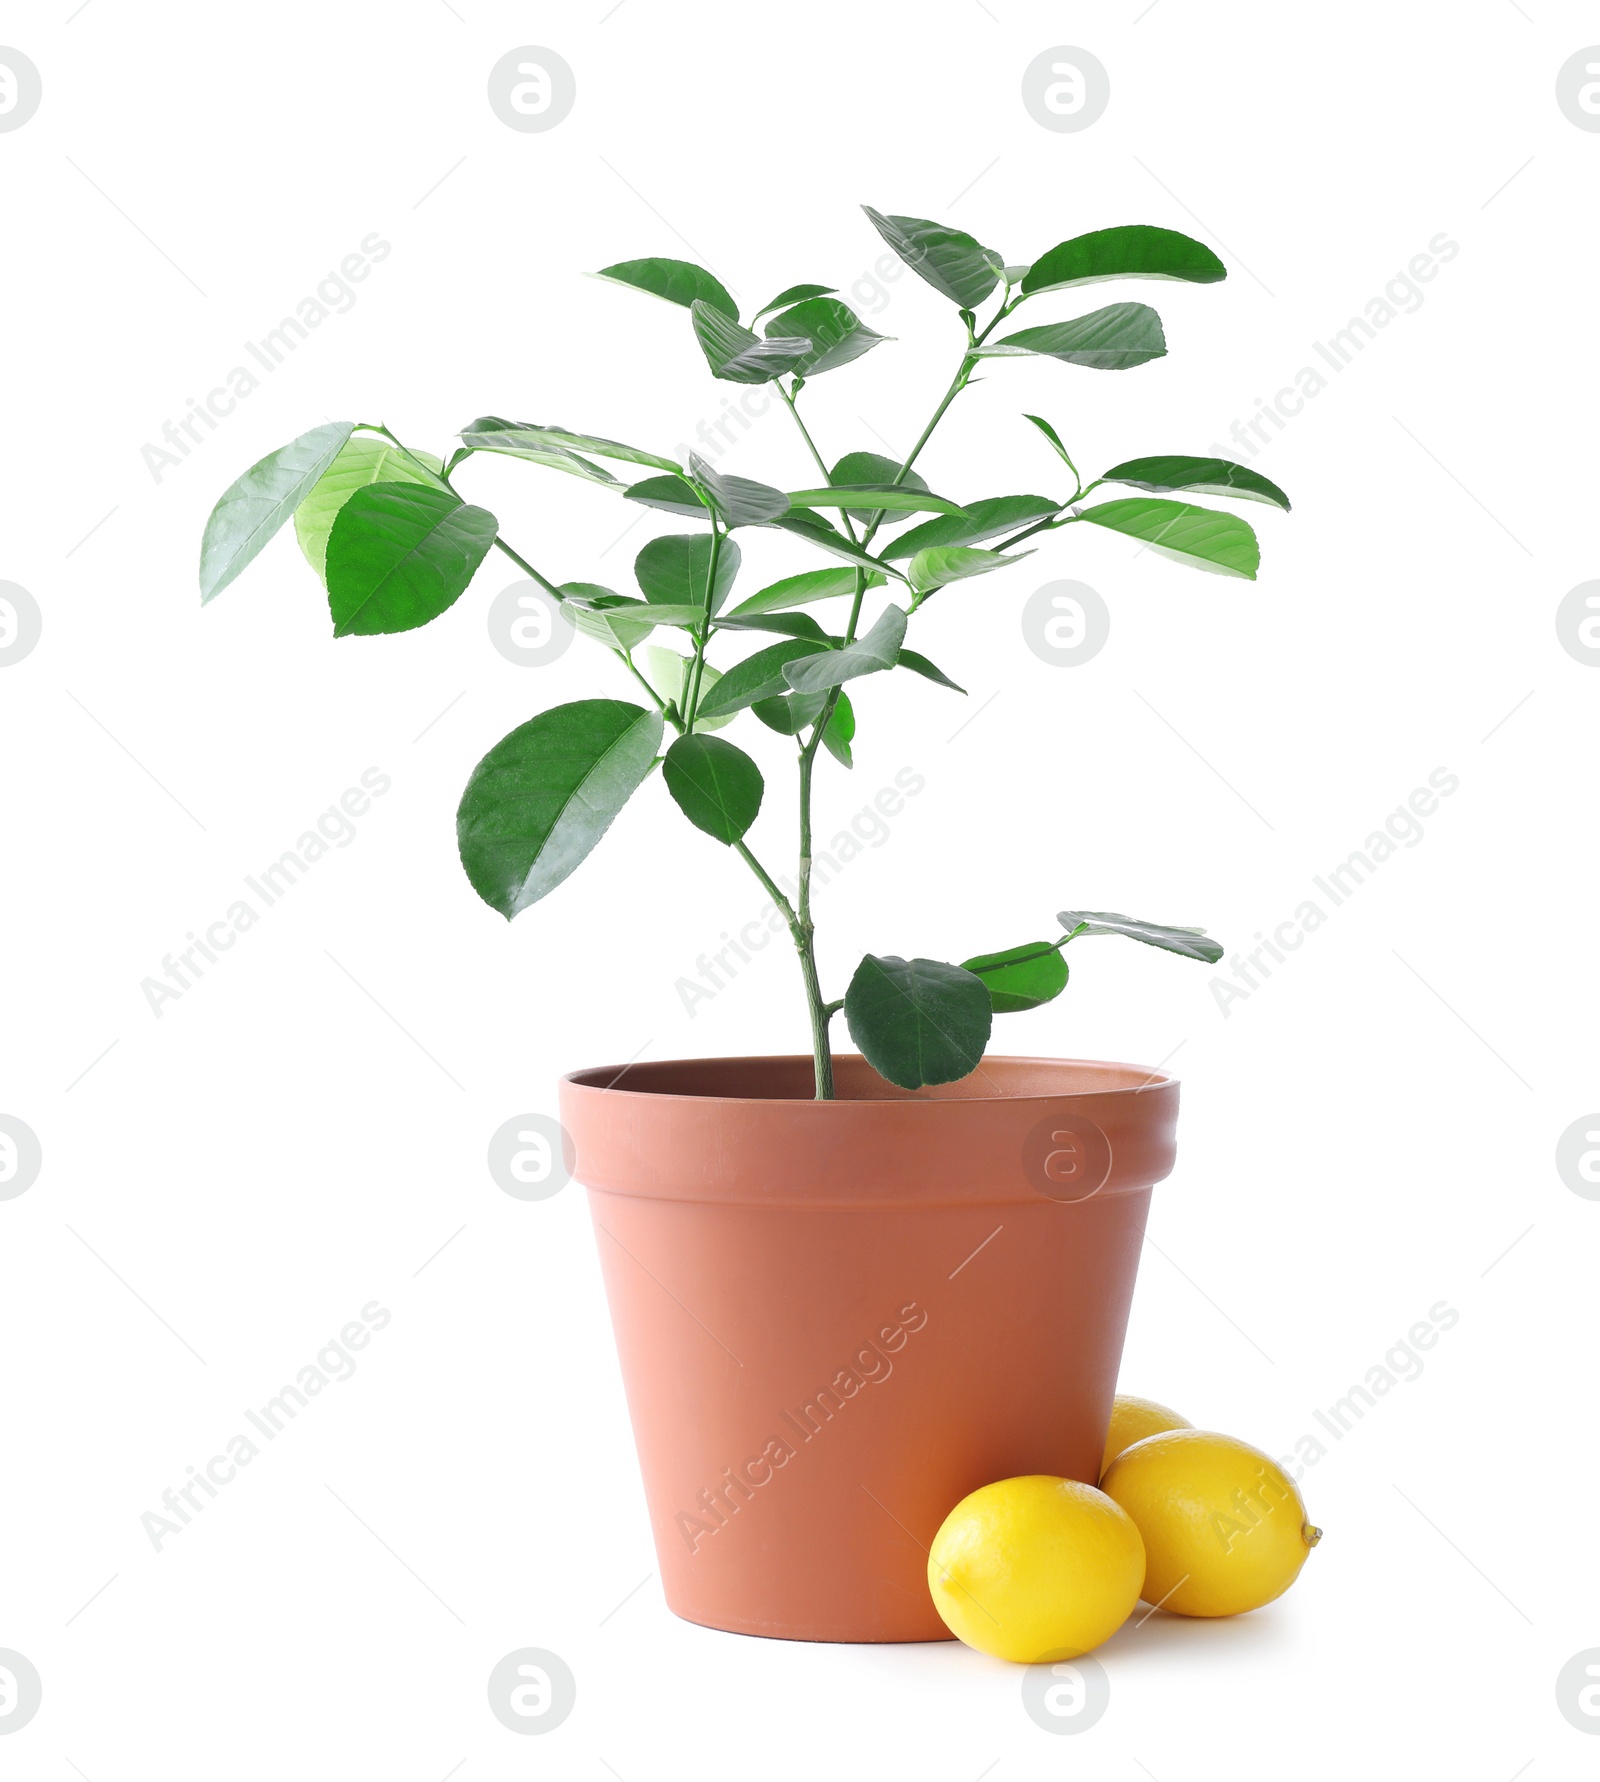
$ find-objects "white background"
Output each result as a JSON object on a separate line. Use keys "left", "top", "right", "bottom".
{"left": 3, "top": 1, "right": 1597, "bottom": 1775}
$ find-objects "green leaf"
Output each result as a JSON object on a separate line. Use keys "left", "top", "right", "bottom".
{"left": 908, "top": 544, "right": 1030, "bottom": 595}
{"left": 325, "top": 483, "right": 498, "bottom": 636}
{"left": 1021, "top": 226, "right": 1226, "bottom": 296}
{"left": 639, "top": 646, "right": 733, "bottom": 732}
{"left": 1075, "top": 497, "right": 1259, "bottom": 579}
{"left": 960, "top": 942, "right": 1069, "bottom": 1013}
{"left": 825, "top": 451, "right": 930, "bottom": 529}
{"left": 1099, "top": 455, "right": 1291, "bottom": 511}
{"left": 457, "top": 417, "right": 620, "bottom": 485}
{"left": 821, "top": 690, "right": 855, "bottom": 768}
{"left": 766, "top": 512, "right": 906, "bottom": 578}
{"left": 1057, "top": 909, "right": 1223, "bottom": 964}
{"left": 200, "top": 421, "right": 356, "bottom": 602}
{"left": 843, "top": 954, "right": 993, "bottom": 1090}
{"left": 1023, "top": 413, "right": 1078, "bottom": 470}
{"left": 692, "top": 300, "right": 810, "bottom": 384}
{"left": 782, "top": 604, "right": 905, "bottom": 695}
{"left": 686, "top": 452, "right": 790, "bottom": 526}
{"left": 788, "top": 486, "right": 962, "bottom": 517}
{"left": 695, "top": 638, "right": 825, "bottom": 720}
{"left": 727, "top": 566, "right": 882, "bottom": 616}
{"left": 763, "top": 297, "right": 887, "bottom": 376}
{"left": 754, "top": 282, "right": 838, "bottom": 321}
{"left": 624, "top": 474, "right": 711, "bottom": 519}
{"left": 663, "top": 733, "right": 764, "bottom": 843}
{"left": 897, "top": 648, "right": 966, "bottom": 693}
{"left": 861, "top": 207, "right": 1003, "bottom": 310}
{"left": 457, "top": 420, "right": 680, "bottom": 475}
{"left": 618, "top": 603, "right": 714, "bottom": 628}
{"left": 294, "top": 435, "right": 445, "bottom": 583}
{"left": 971, "top": 303, "right": 1167, "bottom": 371}
{"left": 560, "top": 584, "right": 656, "bottom": 652}
{"left": 884, "top": 495, "right": 1060, "bottom": 560}
{"left": 594, "top": 257, "right": 738, "bottom": 319}
{"left": 752, "top": 689, "right": 829, "bottom": 735}
{"left": 457, "top": 699, "right": 664, "bottom": 916}
{"left": 634, "top": 533, "right": 741, "bottom": 613}
{"left": 715, "top": 610, "right": 831, "bottom": 640}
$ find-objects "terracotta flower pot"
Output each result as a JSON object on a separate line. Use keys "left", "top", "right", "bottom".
{"left": 558, "top": 1052, "right": 1179, "bottom": 1644}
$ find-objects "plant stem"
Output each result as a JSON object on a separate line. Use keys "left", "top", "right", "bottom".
{"left": 493, "top": 536, "right": 565, "bottom": 600}
{"left": 771, "top": 299, "right": 1020, "bottom": 1096}
{"left": 682, "top": 518, "right": 724, "bottom": 731}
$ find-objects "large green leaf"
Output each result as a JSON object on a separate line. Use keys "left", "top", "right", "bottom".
{"left": 1100, "top": 455, "right": 1291, "bottom": 511}
{"left": 1075, "top": 497, "right": 1259, "bottom": 579}
{"left": 908, "top": 544, "right": 1030, "bottom": 595}
{"left": 753, "top": 282, "right": 837, "bottom": 321}
{"left": 294, "top": 436, "right": 445, "bottom": 582}
{"left": 715, "top": 610, "right": 831, "bottom": 640}
{"left": 1058, "top": 909, "right": 1223, "bottom": 964}
{"left": 695, "top": 637, "right": 825, "bottom": 720}
{"left": 763, "top": 297, "right": 887, "bottom": 376}
{"left": 663, "top": 734, "right": 764, "bottom": 843}
{"left": 325, "top": 483, "right": 498, "bottom": 636}
{"left": 766, "top": 512, "right": 906, "bottom": 578}
{"left": 788, "top": 486, "right": 962, "bottom": 518}
{"left": 624, "top": 474, "right": 711, "bottom": 519}
{"left": 824, "top": 451, "right": 931, "bottom": 530}
{"left": 726, "top": 566, "right": 882, "bottom": 616}
{"left": 199, "top": 421, "right": 355, "bottom": 602}
{"left": 884, "top": 495, "right": 1060, "bottom": 560}
{"left": 457, "top": 699, "right": 663, "bottom": 916}
{"left": 686, "top": 452, "right": 790, "bottom": 526}
{"left": 634, "top": 533, "right": 741, "bottom": 613}
{"left": 960, "top": 942, "right": 1069, "bottom": 1014}
{"left": 692, "top": 301, "right": 810, "bottom": 384}
{"left": 972, "top": 303, "right": 1167, "bottom": 371}
{"left": 560, "top": 584, "right": 656, "bottom": 652}
{"left": 843, "top": 954, "right": 993, "bottom": 1090}
{"left": 594, "top": 257, "right": 738, "bottom": 319}
{"left": 861, "top": 208, "right": 1003, "bottom": 310}
{"left": 1021, "top": 226, "right": 1226, "bottom": 295}
{"left": 782, "top": 604, "right": 905, "bottom": 695}
{"left": 458, "top": 420, "right": 679, "bottom": 475}
{"left": 458, "top": 416, "right": 619, "bottom": 485}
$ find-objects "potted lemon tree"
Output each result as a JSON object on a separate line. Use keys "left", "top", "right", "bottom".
{"left": 201, "top": 207, "right": 1289, "bottom": 1642}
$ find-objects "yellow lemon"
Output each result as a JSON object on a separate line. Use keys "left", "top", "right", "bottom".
{"left": 1101, "top": 1393, "right": 1191, "bottom": 1478}
{"left": 1101, "top": 1429, "right": 1322, "bottom": 1617}
{"left": 927, "top": 1475, "right": 1145, "bottom": 1662}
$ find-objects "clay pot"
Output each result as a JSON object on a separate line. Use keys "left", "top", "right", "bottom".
{"left": 558, "top": 1052, "right": 1179, "bottom": 1643}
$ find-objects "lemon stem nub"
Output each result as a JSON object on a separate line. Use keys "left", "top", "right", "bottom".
{"left": 1303, "top": 1523, "right": 1323, "bottom": 1548}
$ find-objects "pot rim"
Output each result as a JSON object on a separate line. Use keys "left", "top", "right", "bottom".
{"left": 560, "top": 1051, "right": 1179, "bottom": 1106}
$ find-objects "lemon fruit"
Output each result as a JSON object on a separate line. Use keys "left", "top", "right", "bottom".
{"left": 927, "top": 1474, "right": 1145, "bottom": 1662}
{"left": 1101, "top": 1429, "right": 1321, "bottom": 1617}
{"left": 1101, "top": 1393, "right": 1191, "bottom": 1478}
